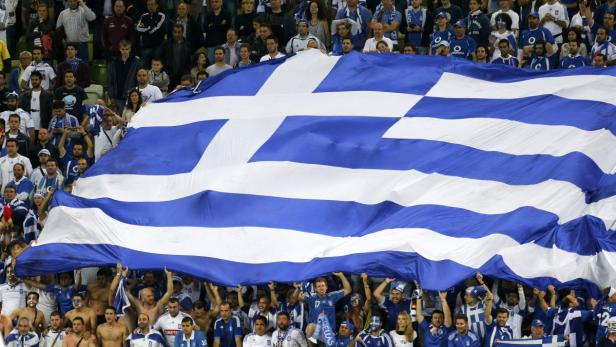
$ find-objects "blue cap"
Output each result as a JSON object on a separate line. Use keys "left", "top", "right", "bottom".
{"left": 340, "top": 320, "right": 355, "bottom": 332}
{"left": 5, "top": 91, "right": 18, "bottom": 99}
{"left": 531, "top": 319, "right": 544, "bottom": 327}
{"left": 470, "top": 286, "right": 487, "bottom": 298}
{"left": 454, "top": 20, "right": 465, "bottom": 27}
{"left": 435, "top": 11, "right": 450, "bottom": 20}
{"left": 528, "top": 11, "right": 540, "bottom": 18}
{"left": 297, "top": 18, "right": 308, "bottom": 25}
{"left": 391, "top": 280, "right": 406, "bottom": 293}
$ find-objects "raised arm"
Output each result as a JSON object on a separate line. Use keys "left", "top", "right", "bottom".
{"left": 269, "top": 282, "right": 280, "bottom": 309}
{"left": 415, "top": 285, "right": 425, "bottom": 324}
{"left": 439, "top": 291, "right": 452, "bottom": 328}
{"left": 58, "top": 128, "right": 70, "bottom": 158}
{"left": 237, "top": 285, "right": 246, "bottom": 309}
{"left": 484, "top": 291, "right": 494, "bottom": 325}
{"left": 23, "top": 278, "right": 47, "bottom": 290}
{"left": 538, "top": 290, "right": 549, "bottom": 313}
{"left": 108, "top": 263, "right": 128, "bottom": 305}
{"left": 333, "top": 272, "right": 352, "bottom": 296}
{"left": 360, "top": 273, "right": 372, "bottom": 314}
{"left": 75, "top": 269, "right": 82, "bottom": 290}
{"left": 548, "top": 285, "right": 557, "bottom": 309}
{"left": 80, "top": 127, "right": 94, "bottom": 158}
{"left": 516, "top": 284, "right": 526, "bottom": 312}
{"left": 373, "top": 278, "right": 394, "bottom": 304}
{"left": 156, "top": 267, "right": 174, "bottom": 310}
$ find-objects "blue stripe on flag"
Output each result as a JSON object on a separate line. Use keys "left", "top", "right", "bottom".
{"left": 14, "top": 242, "right": 602, "bottom": 294}
{"left": 50, "top": 191, "right": 615, "bottom": 256}
{"left": 313, "top": 53, "right": 442, "bottom": 95}
{"left": 84, "top": 119, "right": 227, "bottom": 177}
{"left": 158, "top": 57, "right": 289, "bottom": 102}
{"left": 249, "top": 116, "right": 616, "bottom": 201}
{"left": 406, "top": 96, "right": 616, "bottom": 135}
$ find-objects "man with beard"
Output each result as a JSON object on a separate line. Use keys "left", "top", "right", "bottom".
{"left": 271, "top": 311, "right": 307, "bottom": 347}
{"left": 62, "top": 317, "right": 96, "bottom": 347}
{"left": 128, "top": 313, "right": 166, "bottom": 347}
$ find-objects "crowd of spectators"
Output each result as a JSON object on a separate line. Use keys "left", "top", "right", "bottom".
{"left": 0, "top": 265, "right": 614, "bottom": 347}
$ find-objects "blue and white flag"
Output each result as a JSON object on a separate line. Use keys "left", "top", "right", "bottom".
{"left": 113, "top": 277, "right": 131, "bottom": 317}
{"left": 496, "top": 336, "right": 567, "bottom": 347}
{"left": 14, "top": 50, "right": 616, "bottom": 290}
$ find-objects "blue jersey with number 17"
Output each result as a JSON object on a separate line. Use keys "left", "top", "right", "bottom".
{"left": 596, "top": 301, "right": 616, "bottom": 342}
{"left": 305, "top": 290, "right": 346, "bottom": 327}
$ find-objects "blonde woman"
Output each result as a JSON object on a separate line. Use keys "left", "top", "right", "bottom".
{"left": 390, "top": 312, "right": 417, "bottom": 347}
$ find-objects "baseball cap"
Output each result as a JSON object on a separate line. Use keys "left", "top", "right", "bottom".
{"left": 172, "top": 275, "right": 183, "bottom": 283}
{"left": 438, "top": 40, "right": 450, "bottom": 47}
{"left": 340, "top": 320, "right": 355, "bottom": 332}
{"left": 528, "top": 11, "right": 540, "bottom": 18}
{"left": 531, "top": 319, "right": 544, "bottom": 327}
{"left": 38, "top": 149, "right": 51, "bottom": 156}
{"left": 435, "top": 11, "right": 449, "bottom": 20}
{"left": 5, "top": 91, "right": 18, "bottom": 99}
{"left": 454, "top": 20, "right": 465, "bottom": 27}
{"left": 470, "top": 286, "right": 487, "bottom": 298}
{"left": 391, "top": 280, "right": 406, "bottom": 293}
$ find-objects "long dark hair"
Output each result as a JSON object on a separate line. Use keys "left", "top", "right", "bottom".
{"left": 127, "top": 88, "right": 143, "bottom": 112}
{"left": 305, "top": 0, "right": 327, "bottom": 21}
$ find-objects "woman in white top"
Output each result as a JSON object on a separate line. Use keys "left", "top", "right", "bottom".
{"left": 390, "top": 312, "right": 417, "bottom": 347}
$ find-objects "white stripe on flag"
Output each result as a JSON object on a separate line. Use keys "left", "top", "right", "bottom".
{"left": 129, "top": 91, "right": 423, "bottom": 128}
{"left": 36, "top": 205, "right": 616, "bottom": 287}
{"left": 384, "top": 117, "right": 616, "bottom": 174}
{"left": 427, "top": 72, "right": 616, "bottom": 105}
{"left": 73, "top": 161, "right": 616, "bottom": 227}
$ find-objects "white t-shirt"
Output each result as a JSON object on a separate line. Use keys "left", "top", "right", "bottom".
{"left": 34, "top": 287, "right": 58, "bottom": 325}
{"left": 154, "top": 311, "right": 192, "bottom": 347}
{"left": 30, "top": 91, "right": 41, "bottom": 129}
{"left": 271, "top": 328, "right": 307, "bottom": 347}
{"left": 0, "top": 282, "right": 27, "bottom": 315}
{"left": 0, "top": 108, "right": 35, "bottom": 136}
{"left": 538, "top": 2, "right": 569, "bottom": 42}
{"left": 244, "top": 333, "right": 272, "bottom": 347}
{"left": 94, "top": 126, "right": 119, "bottom": 162}
{"left": 390, "top": 330, "right": 417, "bottom": 347}
{"left": 260, "top": 52, "right": 286, "bottom": 62}
{"left": 139, "top": 84, "right": 163, "bottom": 104}
{"left": 363, "top": 37, "right": 394, "bottom": 52}
{"left": 490, "top": 9, "right": 520, "bottom": 30}
{"left": 0, "top": 154, "right": 33, "bottom": 191}
{"left": 22, "top": 62, "right": 57, "bottom": 90}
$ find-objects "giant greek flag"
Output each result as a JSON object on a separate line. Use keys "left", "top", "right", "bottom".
{"left": 15, "top": 50, "right": 616, "bottom": 290}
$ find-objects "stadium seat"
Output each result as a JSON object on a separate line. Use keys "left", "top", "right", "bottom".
{"left": 91, "top": 61, "right": 107, "bottom": 86}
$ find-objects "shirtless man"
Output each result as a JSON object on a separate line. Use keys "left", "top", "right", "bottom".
{"left": 96, "top": 307, "right": 128, "bottom": 347}
{"left": 87, "top": 269, "right": 112, "bottom": 325}
{"left": 189, "top": 283, "right": 221, "bottom": 334}
{"left": 65, "top": 293, "right": 97, "bottom": 333}
{"left": 10, "top": 292, "right": 45, "bottom": 332}
{"left": 124, "top": 265, "right": 173, "bottom": 323}
{"left": 62, "top": 317, "right": 96, "bottom": 347}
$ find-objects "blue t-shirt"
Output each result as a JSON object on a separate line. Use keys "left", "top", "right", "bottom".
{"left": 380, "top": 298, "right": 412, "bottom": 330}
{"left": 491, "top": 56, "right": 519, "bottom": 66}
{"left": 561, "top": 55, "right": 587, "bottom": 68}
{"left": 336, "top": 335, "right": 352, "bottom": 347}
{"left": 405, "top": 7, "right": 426, "bottom": 46}
{"left": 450, "top": 36, "right": 477, "bottom": 59}
{"left": 45, "top": 284, "right": 83, "bottom": 316}
{"left": 529, "top": 56, "right": 551, "bottom": 70}
{"left": 305, "top": 289, "right": 346, "bottom": 326}
{"left": 431, "top": 28, "right": 454, "bottom": 54}
{"left": 213, "top": 316, "right": 242, "bottom": 347}
{"left": 447, "top": 330, "right": 480, "bottom": 347}
{"left": 358, "top": 331, "right": 393, "bottom": 347}
{"left": 374, "top": 9, "right": 402, "bottom": 40}
{"left": 521, "top": 27, "right": 555, "bottom": 47}
{"left": 595, "top": 301, "right": 616, "bottom": 342}
{"left": 483, "top": 322, "right": 512, "bottom": 347}
{"left": 60, "top": 153, "right": 92, "bottom": 185}
{"left": 419, "top": 319, "right": 451, "bottom": 347}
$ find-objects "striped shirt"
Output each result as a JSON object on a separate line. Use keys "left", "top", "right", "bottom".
{"left": 56, "top": 5, "right": 96, "bottom": 42}
{"left": 459, "top": 301, "right": 487, "bottom": 339}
